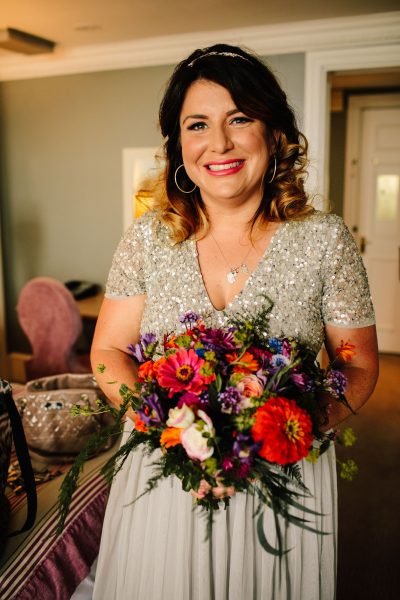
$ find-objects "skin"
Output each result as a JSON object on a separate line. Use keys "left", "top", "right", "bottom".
{"left": 91, "top": 79, "right": 379, "bottom": 499}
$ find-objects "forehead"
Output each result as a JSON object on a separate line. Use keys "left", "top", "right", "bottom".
{"left": 180, "top": 80, "right": 235, "bottom": 118}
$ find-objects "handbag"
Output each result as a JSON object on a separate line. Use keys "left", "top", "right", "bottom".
{"left": 0, "top": 379, "right": 37, "bottom": 550}
{"left": 15, "top": 373, "right": 116, "bottom": 464}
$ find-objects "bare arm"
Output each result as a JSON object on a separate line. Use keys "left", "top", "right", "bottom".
{"left": 322, "top": 323, "right": 379, "bottom": 431}
{"left": 90, "top": 295, "right": 146, "bottom": 420}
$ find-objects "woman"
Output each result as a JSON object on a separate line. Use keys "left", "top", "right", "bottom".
{"left": 91, "top": 44, "right": 378, "bottom": 599}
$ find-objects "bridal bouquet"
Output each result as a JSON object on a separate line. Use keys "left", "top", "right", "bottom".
{"left": 57, "top": 304, "right": 357, "bottom": 552}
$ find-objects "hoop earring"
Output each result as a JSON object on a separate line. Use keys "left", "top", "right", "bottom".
{"left": 174, "top": 164, "right": 197, "bottom": 194}
{"left": 267, "top": 156, "right": 277, "bottom": 184}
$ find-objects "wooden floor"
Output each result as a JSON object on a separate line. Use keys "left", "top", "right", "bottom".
{"left": 336, "top": 353, "right": 400, "bottom": 600}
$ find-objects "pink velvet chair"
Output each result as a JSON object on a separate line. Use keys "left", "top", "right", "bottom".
{"left": 16, "top": 277, "right": 91, "bottom": 380}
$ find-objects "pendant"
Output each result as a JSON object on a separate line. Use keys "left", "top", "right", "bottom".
{"left": 227, "top": 270, "right": 237, "bottom": 284}
{"left": 240, "top": 263, "right": 250, "bottom": 274}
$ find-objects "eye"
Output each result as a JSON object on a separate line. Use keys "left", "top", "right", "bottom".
{"left": 187, "top": 121, "right": 207, "bottom": 131}
{"left": 230, "top": 116, "right": 253, "bottom": 125}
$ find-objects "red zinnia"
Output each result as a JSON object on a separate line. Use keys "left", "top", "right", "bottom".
{"left": 251, "top": 396, "right": 313, "bottom": 465}
{"left": 156, "top": 348, "right": 207, "bottom": 396}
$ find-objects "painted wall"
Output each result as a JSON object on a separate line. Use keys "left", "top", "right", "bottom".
{"left": 0, "top": 53, "right": 304, "bottom": 352}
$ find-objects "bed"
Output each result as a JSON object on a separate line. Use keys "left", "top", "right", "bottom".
{"left": 0, "top": 444, "right": 116, "bottom": 600}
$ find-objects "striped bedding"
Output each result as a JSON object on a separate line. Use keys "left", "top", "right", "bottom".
{"left": 0, "top": 447, "right": 115, "bottom": 600}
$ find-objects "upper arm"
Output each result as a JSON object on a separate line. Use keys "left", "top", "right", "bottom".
{"left": 92, "top": 215, "right": 149, "bottom": 356}
{"left": 91, "top": 295, "right": 146, "bottom": 356}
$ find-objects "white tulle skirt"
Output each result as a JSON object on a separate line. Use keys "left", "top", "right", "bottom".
{"left": 93, "top": 422, "right": 337, "bottom": 600}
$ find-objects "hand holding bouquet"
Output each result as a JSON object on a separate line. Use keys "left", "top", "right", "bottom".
{"left": 58, "top": 304, "right": 357, "bottom": 553}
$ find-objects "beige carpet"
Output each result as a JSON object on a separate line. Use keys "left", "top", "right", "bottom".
{"left": 336, "top": 354, "right": 400, "bottom": 600}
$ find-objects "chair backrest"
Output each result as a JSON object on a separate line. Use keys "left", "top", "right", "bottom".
{"left": 16, "top": 277, "right": 87, "bottom": 379}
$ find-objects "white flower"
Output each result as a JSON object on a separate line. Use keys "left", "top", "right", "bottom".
{"left": 166, "top": 404, "right": 195, "bottom": 429}
{"left": 181, "top": 410, "right": 215, "bottom": 461}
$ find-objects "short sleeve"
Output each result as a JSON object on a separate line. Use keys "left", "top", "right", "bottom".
{"left": 321, "top": 217, "right": 375, "bottom": 328}
{"left": 105, "top": 219, "right": 147, "bottom": 298}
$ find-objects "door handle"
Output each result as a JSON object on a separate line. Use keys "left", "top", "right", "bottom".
{"left": 360, "top": 236, "right": 366, "bottom": 254}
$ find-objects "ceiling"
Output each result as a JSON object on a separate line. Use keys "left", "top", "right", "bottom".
{"left": 0, "top": 0, "right": 399, "bottom": 57}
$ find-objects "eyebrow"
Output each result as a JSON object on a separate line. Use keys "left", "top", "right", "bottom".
{"left": 182, "top": 108, "right": 240, "bottom": 125}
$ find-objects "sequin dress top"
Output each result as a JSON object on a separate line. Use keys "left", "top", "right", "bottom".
{"left": 93, "top": 210, "right": 375, "bottom": 600}
{"left": 106, "top": 210, "right": 374, "bottom": 354}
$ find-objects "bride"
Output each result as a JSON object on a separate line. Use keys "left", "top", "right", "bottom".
{"left": 89, "top": 44, "right": 378, "bottom": 599}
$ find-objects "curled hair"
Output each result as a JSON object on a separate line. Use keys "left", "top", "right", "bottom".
{"left": 153, "top": 43, "right": 313, "bottom": 242}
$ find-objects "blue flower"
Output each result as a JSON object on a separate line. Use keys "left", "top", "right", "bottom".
{"left": 271, "top": 354, "right": 290, "bottom": 368}
{"left": 268, "top": 337, "right": 282, "bottom": 353}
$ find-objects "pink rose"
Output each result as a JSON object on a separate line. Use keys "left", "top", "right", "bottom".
{"left": 181, "top": 410, "right": 214, "bottom": 461}
{"left": 236, "top": 374, "right": 264, "bottom": 407}
{"left": 166, "top": 404, "right": 195, "bottom": 429}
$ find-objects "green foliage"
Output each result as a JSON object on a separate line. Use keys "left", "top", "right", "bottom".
{"left": 339, "top": 458, "right": 359, "bottom": 481}
{"left": 338, "top": 427, "right": 357, "bottom": 447}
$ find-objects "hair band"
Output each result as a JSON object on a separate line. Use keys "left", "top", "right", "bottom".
{"left": 187, "top": 51, "right": 252, "bottom": 68}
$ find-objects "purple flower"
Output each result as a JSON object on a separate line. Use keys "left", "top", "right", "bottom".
{"left": 177, "top": 391, "right": 209, "bottom": 410}
{"left": 200, "top": 328, "right": 237, "bottom": 351}
{"left": 128, "top": 333, "right": 157, "bottom": 363}
{"left": 281, "top": 339, "right": 292, "bottom": 358}
{"left": 232, "top": 433, "right": 260, "bottom": 465}
{"left": 327, "top": 370, "right": 347, "bottom": 397}
{"left": 179, "top": 311, "right": 200, "bottom": 325}
{"left": 137, "top": 393, "right": 164, "bottom": 426}
{"left": 218, "top": 387, "right": 243, "bottom": 414}
{"left": 291, "top": 373, "right": 315, "bottom": 392}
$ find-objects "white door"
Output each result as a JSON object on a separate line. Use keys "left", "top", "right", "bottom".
{"left": 344, "top": 94, "right": 400, "bottom": 353}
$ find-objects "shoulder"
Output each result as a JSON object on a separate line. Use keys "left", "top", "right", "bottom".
{"left": 289, "top": 210, "right": 344, "bottom": 229}
{"left": 286, "top": 211, "right": 350, "bottom": 241}
{"left": 120, "top": 211, "right": 171, "bottom": 246}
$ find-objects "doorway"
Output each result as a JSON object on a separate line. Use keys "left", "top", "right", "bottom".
{"left": 328, "top": 73, "right": 400, "bottom": 353}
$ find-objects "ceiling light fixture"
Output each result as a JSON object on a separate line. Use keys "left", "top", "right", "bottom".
{"left": 0, "top": 28, "right": 56, "bottom": 55}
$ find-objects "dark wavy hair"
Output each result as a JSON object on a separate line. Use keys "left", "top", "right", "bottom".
{"left": 153, "top": 43, "right": 313, "bottom": 242}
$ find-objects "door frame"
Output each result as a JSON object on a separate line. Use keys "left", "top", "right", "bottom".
{"left": 343, "top": 93, "right": 400, "bottom": 230}
{"left": 304, "top": 44, "right": 400, "bottom": 207}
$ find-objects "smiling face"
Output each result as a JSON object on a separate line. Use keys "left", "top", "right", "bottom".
{"left": 179, "top": 79, "right": 271, "bottom": 210}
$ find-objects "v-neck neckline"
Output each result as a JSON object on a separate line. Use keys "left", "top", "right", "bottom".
{"left": 191, "top": 222, "right": 288, "bottom": 314}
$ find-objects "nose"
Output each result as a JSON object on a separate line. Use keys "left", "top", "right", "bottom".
{"left": 209, "top": 125, "right": 234, "bottom": 153}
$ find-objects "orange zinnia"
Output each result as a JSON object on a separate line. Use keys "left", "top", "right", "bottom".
{"left": 226, "top": 351, "right": 259, "bottom": 374}
{"left": 335, "top": 340, "right": 356, "bottom": 362}
{"left": 160, "top": 427, "right": 182, "bottom": 448}
{"left": 138, "top": 360, "right": 157, "bottom": 381}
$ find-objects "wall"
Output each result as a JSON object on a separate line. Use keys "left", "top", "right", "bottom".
{"left": 0, "top": 53, "right": 304, "bottom": 352}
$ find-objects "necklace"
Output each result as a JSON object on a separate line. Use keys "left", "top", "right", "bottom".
{"left": 210, "top": 232, "right": 254, "bottom": 284}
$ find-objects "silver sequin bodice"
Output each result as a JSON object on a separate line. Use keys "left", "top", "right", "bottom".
{"left": 106, "top": 211, "right": 375, "bottom": 356}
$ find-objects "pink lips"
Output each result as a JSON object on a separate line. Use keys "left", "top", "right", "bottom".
{"left": 204, "top": 159, "right": 245, "bottom": 176}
